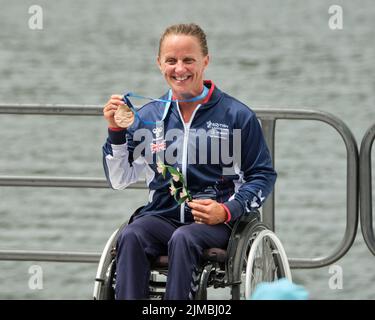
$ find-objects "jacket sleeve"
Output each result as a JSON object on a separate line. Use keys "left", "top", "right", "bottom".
{"left": 102, "top": 128, "right": 146, "bottom": 190}
{"left": 223, "top": 111, "right": 277, "bottom": 221}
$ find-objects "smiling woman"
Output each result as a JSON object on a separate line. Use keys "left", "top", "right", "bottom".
{"left": 157, "top": 24, "right": 210, "bottom": 108}
{"left": 101, "top": 23, "right": 277, "bottom": 300}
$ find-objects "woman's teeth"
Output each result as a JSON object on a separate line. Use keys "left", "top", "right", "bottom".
{"left": 174, "top": 76, "right": 189, "bottom": 81}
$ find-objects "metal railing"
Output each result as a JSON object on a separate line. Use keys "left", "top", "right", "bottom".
{"left": 0, "top": 104, "right": 359, "bottom": 269}
{"left": 360, "top": 123, "right": 375, "bottom": 255}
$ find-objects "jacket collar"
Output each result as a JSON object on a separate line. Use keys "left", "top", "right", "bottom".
{"left": 199, "top": 80, "right": 222, "bottom": 109}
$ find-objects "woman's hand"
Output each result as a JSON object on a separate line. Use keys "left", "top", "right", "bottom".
{"left": 188, "top": 199, "right": 227, "bottom": 225}
{"left": 103, "top": 95, "right": 134, "bottom": 129}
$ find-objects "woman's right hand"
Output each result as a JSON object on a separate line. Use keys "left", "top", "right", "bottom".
{"left": 103, "top": 95, "right": 125, "bottom": 128}
{"left": 103, "top": 94, "right": 135, "bottom": 129}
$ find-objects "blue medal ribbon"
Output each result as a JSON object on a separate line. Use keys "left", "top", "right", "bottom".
{"left": 122, "top": 86, "right": 209, "bottom": 125}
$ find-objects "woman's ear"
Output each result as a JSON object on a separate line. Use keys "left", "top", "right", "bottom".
{"left": 203, "top": 55, "right": 210, "bottom": 69}
{"left": 157, "top": 56, "right": 162, "bottom": 72}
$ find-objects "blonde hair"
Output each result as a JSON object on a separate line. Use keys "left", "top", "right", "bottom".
{"left": 158, "top": 23, "right": 208, "bottom": 56}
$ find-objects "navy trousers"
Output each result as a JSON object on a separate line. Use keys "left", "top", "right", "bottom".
{"left": 115, "top": 215, "right": 231, "bottom": 300}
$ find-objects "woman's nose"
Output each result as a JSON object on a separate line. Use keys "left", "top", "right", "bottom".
{"left": 175, "top": 61, "right": 186, "bottom": 74}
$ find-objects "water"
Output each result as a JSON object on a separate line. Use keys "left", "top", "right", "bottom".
{"left": 0, "top": 0, "right": 374, "bottom": 299}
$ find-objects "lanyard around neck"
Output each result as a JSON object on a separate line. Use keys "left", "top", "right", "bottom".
{"left": 122, "top": 86, "right": 209, "bottom": 125}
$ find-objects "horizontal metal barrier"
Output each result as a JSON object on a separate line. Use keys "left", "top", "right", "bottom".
{"left": 0, "top": 104, "right": 359, "bottom": 269}
{"left": 0, "top": 104, "right": 102, "bottom": 116}
{"left": 0, "top": 249, "right": 100, "bottom": 263}
{"left": 0, "top": 176, "right": 145, "bottom": 189}
{"left": 360, "top": 123, "right": 375, "bottom": 255}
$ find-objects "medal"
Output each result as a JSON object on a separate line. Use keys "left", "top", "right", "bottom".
{"left": 114, "top": 104, "right": 135, "bottom": 128}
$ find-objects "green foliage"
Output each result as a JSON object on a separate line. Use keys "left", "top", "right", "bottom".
{"left": 157, "top": 162, "right": 192, "bottom": 204}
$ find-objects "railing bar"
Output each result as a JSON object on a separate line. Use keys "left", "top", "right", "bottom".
{"left": 0, "top": 248, "right": 329, "bottom": 267}
{"left": 0, "top": 176, "right": 147, "bottom": 189}
{"left": 0, "top": 104, "right": 102, "bottom": 116}
{"left": 0, "top": 105, "right": 350, "bottom": 118}
{"left": 0, "top": 250, "right": 100, "bottom": 263}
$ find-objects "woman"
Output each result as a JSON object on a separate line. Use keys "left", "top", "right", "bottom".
{"left": 102, "top": 23, "right": 276, "bottom": 300}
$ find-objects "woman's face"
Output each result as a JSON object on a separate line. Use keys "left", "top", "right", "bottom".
{"left": 157, "top": 34, "right": 209, "bottom": 99}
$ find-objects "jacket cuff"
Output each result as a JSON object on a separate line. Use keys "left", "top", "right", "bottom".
{"left": 223, "top": 199, "right": 244, "bottom": 221}
{"left": 108, "top": 128, "right": 127, "bottom": 145}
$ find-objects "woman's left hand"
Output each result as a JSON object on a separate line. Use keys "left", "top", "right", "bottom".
{"left": 188, "top": 199, "right": 227, "bottom": 225}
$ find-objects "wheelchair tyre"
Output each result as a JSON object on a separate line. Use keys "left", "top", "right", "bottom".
{"left": 231, "top": 222, "right": 291, "bottom": 300}
{"left": 93, "top": 220, "right": 129, "bottom": 300}
{"left": 98, "top": 258, "right": 116, "bottom": 300}
{"left": 245, "top": 227, "right": 292, "bottom": 299}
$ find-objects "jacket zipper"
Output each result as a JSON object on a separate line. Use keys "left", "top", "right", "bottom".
{"left": 176, "top": 102, "right": 202, "bottom": 223}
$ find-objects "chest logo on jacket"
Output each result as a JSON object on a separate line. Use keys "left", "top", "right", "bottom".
{"left": 151, "top": 126, "right": 166, "bottom": 154}
{"left": 206, "top": 121, "right": 229, "bottom": 140}
{"left": 152, "top": 127, "right": 164, "bottom": 139}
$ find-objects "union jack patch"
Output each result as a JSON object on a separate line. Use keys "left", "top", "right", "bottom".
{"left": 150, "top": 140, "right": 166, "bottom": 153}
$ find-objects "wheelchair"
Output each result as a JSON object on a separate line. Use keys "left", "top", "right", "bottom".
{"left": 93, "top": 208, "right": 292, "bottom": 300}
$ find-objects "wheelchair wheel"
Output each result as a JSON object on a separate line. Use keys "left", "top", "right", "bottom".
{"left": 231, "top": 222, "right": 291, "bottom": 300}
{"left": 93, "top": 229, "right": 118, "bottom": 300}
{"left": 245, "top": 226, "right": 292, "bottom": 299}
{"left": 93, "top": 220, "right": 130, "bottom": 300}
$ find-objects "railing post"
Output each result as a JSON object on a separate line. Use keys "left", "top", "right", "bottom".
{"left": 260, "top": 118, "right": 276, "bottom": 231}
{"left": 360, "top": 123, "right": 375, "bottom": 255}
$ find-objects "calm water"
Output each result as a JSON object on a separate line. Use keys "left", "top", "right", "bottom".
{"left": 0, "top": 0, "right": 374, "bottom": 299}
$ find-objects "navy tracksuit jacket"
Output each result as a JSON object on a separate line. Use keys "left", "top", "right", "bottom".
{"left": 102, "top": 80, "right": 276, "bottom": 299}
